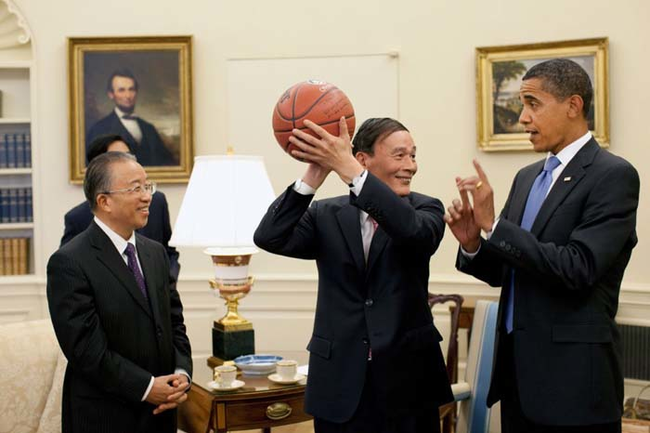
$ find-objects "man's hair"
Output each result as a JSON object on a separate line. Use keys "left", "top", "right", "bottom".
{"left": 86, "top": 134, "right": 131, "bottom": 164}
{"left": 522, "top": 58, "right": 593, "bottom": 118}
{"left": 84, "top": 152, "right": 136, "bottom": 212}
{"left": 106, "top": 68, "right": 139, "bottom": 93}
{"left": 352, "top": 118, "right": 409, "bottom": 155}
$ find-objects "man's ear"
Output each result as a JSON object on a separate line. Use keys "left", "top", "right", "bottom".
{"left": 567, "top": 95, "right": 584, "bottom": 119}
{"left": 96, "top": 194, "right": 110, "bottom": 213}
{"left": 355, "top": 152, "right": 368, "bottom": 168}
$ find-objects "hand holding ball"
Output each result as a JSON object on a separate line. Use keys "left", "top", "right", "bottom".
{"left": 272, "top": 80, "right": 355, "bottom": 161}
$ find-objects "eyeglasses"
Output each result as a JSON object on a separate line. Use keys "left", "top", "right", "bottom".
{"left": 101, "top": 182, "right": 156, "bottom": 196}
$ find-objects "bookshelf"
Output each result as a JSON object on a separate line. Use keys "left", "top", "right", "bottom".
{"left": 0, "top": 0, "right": 34, "bottom": 277}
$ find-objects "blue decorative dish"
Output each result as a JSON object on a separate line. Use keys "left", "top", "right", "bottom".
{"left": 234, "top": 354, "right": 283, "bottom": 376}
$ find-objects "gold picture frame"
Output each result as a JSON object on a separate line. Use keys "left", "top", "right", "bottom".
{"left": 476, "top": 37, "right": 609, "bottom": 151}
{"left": 68, "top": 36, "right": 193, "bottom": 183}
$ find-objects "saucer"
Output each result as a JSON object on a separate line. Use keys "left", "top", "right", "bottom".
{"left": 207, "top": 379, "right": 245, "bottom": 392}
{"left": 268, "top": 373, "right": 306, "bottom": 385}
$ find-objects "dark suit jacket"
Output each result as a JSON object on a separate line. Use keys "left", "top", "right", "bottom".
{"left": 254, "top": 173, "right": 453, "bottom": 423}
{"left": 457, "top": 139, "right": 639, "bottom": 426}
{"left": 47, "top": 221, "right": 192, "bottom": 433}
{"left": 87, "top": 111, "right": 177, "bottom": 166}
{"left": 60, "top": 191, "right": 180, "bottom": 286}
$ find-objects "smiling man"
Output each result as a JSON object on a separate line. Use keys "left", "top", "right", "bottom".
{"left": 86, "top": 69, "right": 176, "bottom": 166}
{"left": 254, "top": 117, "right": 452, "bottom": 433}
{"left": 446, "top": 59, "right": 639, "bottom": 432}
{"left": 47, "top": 152, "right": 192, "bottom": 433}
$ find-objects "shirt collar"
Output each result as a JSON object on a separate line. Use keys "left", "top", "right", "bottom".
{"left": 359, "top": 209, "right": 369, "bottom": 225}
{"left": 115, "top": 107, "right": 137, "bottom": 119}
{"left": 94, "top": 216, "right": 136, "bottom": 256}
{"left": 550, "top": 131, "right": 592, "bottom": 168}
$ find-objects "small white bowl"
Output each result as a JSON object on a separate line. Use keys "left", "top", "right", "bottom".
{"left": 234, "top": 354, "right": 283, "bottom": 376}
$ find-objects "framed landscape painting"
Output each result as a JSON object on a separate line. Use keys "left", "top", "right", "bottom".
{"left": 476, "top": 37, "right": 609, "bottom": 151}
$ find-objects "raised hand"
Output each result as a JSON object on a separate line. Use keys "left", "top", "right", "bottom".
{"left": 289, "top": 117, "right": 363, "bottom": 185}
{"left": 445, "top": 179, "right": 482, "bottom": 253}
{"left": 457, "top": 159, "right": 495, "bottom": 233}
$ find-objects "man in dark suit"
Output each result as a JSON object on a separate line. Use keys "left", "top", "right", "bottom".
{"left": 255, "top": 117, "right": 453, "bottom": 433}
{"left": 446, "top": 59, "right": 639, "bottom": 432}
{"left": 47, "top": 152, "right": 192, "bottom": 433}
{"left": 62, "top": 134, "right": 180, "bottom": 284}
{"left": 86, "top": 68, "right": 176, "bottom": 166}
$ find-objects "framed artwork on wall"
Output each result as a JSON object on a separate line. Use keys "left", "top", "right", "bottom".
{"left": 476, "top": 37, "right": 609, "bottom": 151}
{"left": 68, "top": 36, "right": 193, "bottom": 183}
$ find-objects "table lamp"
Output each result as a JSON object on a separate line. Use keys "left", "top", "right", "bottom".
{"left": 170, "top": 152, "right": 275, "bottom": 361}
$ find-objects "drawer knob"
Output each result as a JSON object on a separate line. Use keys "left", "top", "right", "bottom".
{"left": 266, "top": 402, "right": 292, "bottom": 420}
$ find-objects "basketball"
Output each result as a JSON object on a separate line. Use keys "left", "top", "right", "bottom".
{"left": 272, "top": 80, "right": 355, "bottom": 160}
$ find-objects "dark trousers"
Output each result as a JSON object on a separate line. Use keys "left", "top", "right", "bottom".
{"left": 313, "top": 361, "right": 441, "bottom": 433}
{"left": 499, "top": 335, "right": 621, "bottom": 433}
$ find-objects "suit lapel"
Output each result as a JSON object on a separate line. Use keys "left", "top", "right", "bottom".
{"left": 530, "top": 140, "right": 599, "bottom": 235}
{"left": 89, "top": 222, "right": 153, "bottom": 319}
{"left": 508, "top": 160, "right": 544, "bottom": 225}
{"left": 109, "top": 112, "right": 138, "bottom": 148}
{"left": 365, "top": 227, "right": 389, "bottom": 278}
{"left": 336, "top": 205, "right": 365, "bottom": 275}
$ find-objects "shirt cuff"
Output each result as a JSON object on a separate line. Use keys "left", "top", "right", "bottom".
{"left": 141, "top": 376, "right": 154, "bottom": 401}
{"left": 460, "top": 244, "right": 480, "bottom": 259}
{"left": 349, "top": 170, "right": 368, "bottom": 196}
{"left": 293, "top": 179, "right": 316, "bottom": 195}
{"left": 485, "top": 218, "right": 499, "bottom": 240}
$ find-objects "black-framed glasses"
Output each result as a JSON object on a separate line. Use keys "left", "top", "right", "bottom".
{"left": 101, "top": 182, "right": 156, "bottom": 196}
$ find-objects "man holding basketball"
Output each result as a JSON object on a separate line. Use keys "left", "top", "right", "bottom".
{"left": 255, "top": 117, "right": 452, "bottom": 433}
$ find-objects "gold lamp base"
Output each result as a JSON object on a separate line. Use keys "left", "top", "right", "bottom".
{"left": 207, "top": 251, "right": 257, "bottom": 360}
{"left": 209, "top": 277, "right": 254, "bottom": 331}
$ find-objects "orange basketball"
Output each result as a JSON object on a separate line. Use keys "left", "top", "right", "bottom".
{"left": 272, "top": 80, "right": 355, "bottom": 161}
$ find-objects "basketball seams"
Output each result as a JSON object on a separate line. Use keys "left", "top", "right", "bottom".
{"left": 273, "top": 115, "right": 356, "bottom": 133}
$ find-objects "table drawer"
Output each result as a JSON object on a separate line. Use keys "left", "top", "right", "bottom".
{"left": 224, "top": 395, "right": 312, "bottom": 429}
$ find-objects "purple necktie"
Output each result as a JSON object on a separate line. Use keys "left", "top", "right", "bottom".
{"left": 505, "top": 156, "right": 561, "bottom": 333}
{"left": 124, "top": 243, "right": 148, "bottom": 300}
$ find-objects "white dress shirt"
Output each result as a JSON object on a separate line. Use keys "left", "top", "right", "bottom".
{"left": 115, "top": 107, "right": 143, "bottom": 143}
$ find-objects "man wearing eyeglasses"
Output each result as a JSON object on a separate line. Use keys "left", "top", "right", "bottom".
{"left": 61, "top": 134, "right": 180, "bottom": 291}
{"left": 47, "top": 152, "right": 192, "bottom": 433}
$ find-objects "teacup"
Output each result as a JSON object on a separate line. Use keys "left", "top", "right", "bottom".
{"left": 213, "top": 365, "right": 237, "bottom": 388}
{"left": 276, "top": 359, "right": 298, "bottom": 381}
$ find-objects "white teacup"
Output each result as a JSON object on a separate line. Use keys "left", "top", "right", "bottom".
{"left": 276, "top": 359, "right": 298, "bottom": 381}
{"left": 213, "top": 365, "right": 237, "bottom": 388}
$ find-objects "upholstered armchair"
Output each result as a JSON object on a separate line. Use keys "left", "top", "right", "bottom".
{"left": 0, "top": 319, "right": 66, "bottom": 433}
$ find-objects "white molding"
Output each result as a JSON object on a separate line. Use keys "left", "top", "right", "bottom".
{"left": 0, "top": 0, "right": 30, "bottom": 46}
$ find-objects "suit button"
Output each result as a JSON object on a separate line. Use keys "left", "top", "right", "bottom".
{"left": 505, "top": 244, "right": 511, "bottom": 252}
{"left": 499, "top": 241, "right": 506, "bottom": 248}
{"left": 365, "top": 299, "right": 374, "bottom": 307}
{"left": 362, "top": 338, "right": 369, "bottom": 344}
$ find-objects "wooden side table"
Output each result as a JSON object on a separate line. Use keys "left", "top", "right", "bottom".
{"left": 178, "top": 354, "right": 312, "bottom": 433}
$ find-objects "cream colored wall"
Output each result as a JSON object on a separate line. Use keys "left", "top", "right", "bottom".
{"left": 10, "top": 0, "right": 649, "bottom": 375}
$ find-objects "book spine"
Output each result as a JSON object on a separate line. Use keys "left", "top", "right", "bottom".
{"left": 4, "top": 238, "right": 13, "bottom": 275}
{"left": 26, "top": 187, "right": 33, "bottom": 222}
{"left": 0, "top": 136, "right": 6, "bottom": 168}
{"left": 24, "top": 133, "right": 31, "bottom": 168}
{"left": 0, "top": 239, "right": 5, "bottom": 275}
{"left": 17, "top": 188, "right": 26, "bottom": 222}
{"left": 15, "top": 133, "right": 24, "bottom": 168}
{"left": 9, "top": 189, "right": 18, "bottom": 223}
{"left": 6, "top": 133, "right": 15, "bottom": 168}
{"left": 0, "top": 189, "right": 9, "bottom": 223}
{"left": 18, "top": 237, "right": 28, "bottom": 274}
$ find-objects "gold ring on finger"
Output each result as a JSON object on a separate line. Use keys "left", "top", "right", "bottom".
{"left": 476, "top": 181, "right": 483, "bottom": 190}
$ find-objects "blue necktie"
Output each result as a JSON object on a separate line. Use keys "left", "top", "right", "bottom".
{"left": 505, "top": 156, "right": 561, "bottom": 333}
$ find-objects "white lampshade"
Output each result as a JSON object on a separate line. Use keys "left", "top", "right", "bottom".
{"left": 169, "top": 155, "right": 275, "bottom": 252}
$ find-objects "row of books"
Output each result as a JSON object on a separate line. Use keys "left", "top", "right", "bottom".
{"left": 0, "top": 237, "right": 30, "bottom": 275}
{"left": 0, "top": 188, "right": 33, "bottom": 223}
{"left": 0, "top": 133, "right": 32, "bottom": 169}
